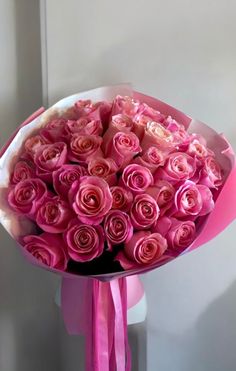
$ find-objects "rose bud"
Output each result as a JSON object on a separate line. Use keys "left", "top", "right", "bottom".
{"left": 111, "top": 95, "right": 141, "bottom": 117}
{"left": 146, "top": 180, "right": 175, "bottom": 214}
{"left": 24, "top": 135, "right": 48, "bottom": 158}
{"left": 121, "top": 164, "right": 153, "bottom": 194}
{"left": 36, "top": 196, "right": 74, "bottom": 233}
{"left": 8, "top": 178, "right": 47, "bottom": 217}
{"left": 104, "top": 131, "right": 141, "bottom": 169}
{"left": 40, "top": 118, "right": 68, "bottom": 142}
{"left": 199, "top": 156, "right": 223, "bottom": 188}
{"left": 64, "top": 219, "right": 104, "bottom": 262}
{"left": 154, "top": 152, "right": 196, "bottom": 184}
{"left": 141, "top": 121, "right": 174, "bottom": 152}
{"left": 68, "top": 134, "right": 103, "bottom": 163}
{"left": 69, "top": 176, "right": 113, "bottom": 225}
{"left": 10, "top": 160, "right": 35, "bottom": 185}
{"left": 65, "top": 117, "right": 103, "bottom": 136}
{"left": 116, "top": 231, "right": 168, "bottom": 270}
{"left": 53, "top": 164, "right": 88, "bottom": 198}
{"left": 102, "top": 114, "right": 133, "bottom": 151}
{"left": 23, "top": 233, "right": 68, "bottom": 270}
{"left": 133, "top": 146, "right": 165, "bottom": 173}
{"left": 130, "top": 194, "right": 160, "bottom": 229}
{"left": 104, "top": 210, "right": 133, "bottom": 249}
{"left": 110, "top": 186, "right": 133, "bottom": 212}
{"left": 87, "top": 157, "right": 118, "bottom": 186}
{"left": 34, "top": 142, "right": 67, "bottom": 182}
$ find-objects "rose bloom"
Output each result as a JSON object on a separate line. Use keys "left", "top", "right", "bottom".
{"left": 40, "top": 118, "right": 68, "bottom": 142}
{"left": 34, "top": 142, "right": 67, "bottom": 182}
{"left": 64, "top": 219, "right": 104, "bottom": 262}
{"left": 141, "top": 121, "right": 175, "bottom": 152}
{"left": 199, "top": 156, "right": 223, "bottom": 188}
{"left": 110, "top": 186, "right": 133, "bottom": 212}
{"left": 69, "top": 176, "right": 113, "bottom": 225}
{"left": 104, "top": 210, "right": 133, "bottom": 249}
{"left": 65, "top": 117, "right": 103, "bottom": 136}
{"left": 24, "top": 135, "right": 48, "bottom": 158}
{"left": 111, "top": 95, "right": 141, "bottom": 117}
{"left": 130, "top": 194, "right": 160, "bottom": 229}
{"left": 132, "top": 114, "right": 152, "bottom": 140}
{"left": 154, "top": 152, "right": 196, "bottom": 184}
{"left": 121, "top": 164, "right": 153, "bottom": 194}
{"left": 133, "top": 146, "right": 165, "bottom": 173}
{"left": 36, "top": 196, "right": 74, "bottom": 233}
{"left": 23, "top": 233, "right": 68, "bottom": 270}
{"left": 8, "top": 178, "right": 47, "bottom": 217}
{"left": 102, "top": 114, "right": 134, "bottom": 151}
{"left": 147, "top": 180, "right": 175, "bottom": 214}
{"left": 138, "top": 103, "right": 165, "bottom": 122}
{"left": 116, "top": 231, "right": 168, "bottom": 270}
{"left": 73, "top": 99, "right": 112, "bottom": 124}
{"left": 163, "top": 116, "right": 189, "bottom": 144}
{"left": 10, "top": 161, "right": 35, "bottom": 184}
{"left": 187, "top": 138, "right": 209, "bottom": 159}
{"left": 68, "top": 134, "right": 103, "bottom": 163}
{"left": 87, "top": 157, "right": 118, "bottom": 186}
{"left": 53, "top": 164, "right": 88, "bottom": 197}
{"left": 104, "top": 131, "right": 141, "bottom": 169}
{"left": 173, "top": 181, "right": 214, "bottom": 218}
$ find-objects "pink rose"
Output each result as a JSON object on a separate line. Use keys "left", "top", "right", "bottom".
{"left": 110, "top": 186, "right": 133, "bottom": 212}
{"left": 138, "top": 103, "right": 165, "bottom": 122}
{"left": 130, "top": 194, "right": 160, "bottom": 229}
{"left": 73, "top": 99, "right": 112, "bottom": 124}
{"left": 64, "top": 219, "right": 104, "bottom": 262}
{"left": 87, "top": 157, "right": 118, "bottom": 186}
{"left": 10, "top": 161, "right": 35, "bottom": 184}
{"left": 41, "top": 118, "right": 68, "bottom": 142}
{"left": 163, "top": 116, "right": 189, "bottom": 143}
{"left": 68, "top": 134, "right": 103, "bottom": 163}
{"left": 146, "top": 180, "right": 175, "bottom": 214}
{"left": 8, "top": 178, "right": 47, "bottom": 217}
{"left": 69, "top": 176, "right": 113, "bottom": 225}
{"left": 104, "top": 210, "right": 133, "bottom": 249}
{"left": 65, "top": 117, "right": 103, "bottom": 136}
{"left": 116, "top": 231, "right": 167, "bottom": 270}
{"left": 23, "top": 233, "right": 68, "bottom": 270}
{"left": 133, "top": 146, "right": 165, "bottom": 173}
{"left": 53, "top": 164, "right": 88, "bottom": 197}
{"left": 112, "top": 95, "right": 141, "bottom": 117}
{"left": 132, "top": 114, "right": 151, "bottom": 140}
{"left": 154, "top": 152, "right": 196, "bottom": 184}
{"left": 173, "top": 181, "right": 214, "bottom": 218}
{"left": 24, "top": 135, "right": 48, "bottom": 158}
{"left": 102, "top": 114, "right": 134, "bottom": 151}
{"left": 34, "top": 142, "right": 67, "bottom": 182}
{"left": 199, "top": 156, "right": 223, "bottom": 188}
{"left": 36, "top": 196, "right": 74, "bottom": 233}
{"left": 187, "top": 138, "right": 209, "bottom": 159}
{"left": 141, "top": 121, "right": 175, "bottom": 152}
{"left": 121, "top": 164, "right": 153, "bottom": 194}
{"left": 104, "top": 131, "right": 141, "bottom": 169}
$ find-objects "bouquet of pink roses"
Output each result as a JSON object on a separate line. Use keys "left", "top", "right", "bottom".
{"left": 1, "top": 85, "right": 236, "bottom": 371}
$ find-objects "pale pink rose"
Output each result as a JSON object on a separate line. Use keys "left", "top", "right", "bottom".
{"left": 154, "top": 152, "right": 196, "bottom": 184}
{"left": 141, "top": 121, "right": 175, "bottom": 152}
{"left": 105, "top": 131, "right": 141, "bottom": 169}
{"left": 23, "top": 233, "right": 68, "bottom": 270}
{"left": 68, "top": 134, "right": 103, "bottom": 163}
{"left": 41, "top": 118, "right": 68, "bottom": 142}
{"left": 34, "top": 142, "right": 67, "bottom": 182}
{"left": 110, "top": 186, "right": 133, "bottom": 212}
{"left": 53, "top": 164, "right": 88, "bottom": 198}
{"left": 104, "top": 210, "right": 133, "bottom": 249}
{"left": 87, "top": 157, "right": 118, "bottom": 186}
{"left": 130, "top": 194, "right": 160, "bottom": 229}
{"left": 146, "top": 180, "right": 175, "bottom": 214}
{"left": 64, "top": 219, "right": 105, "bottom": 262}
{"left": 133, "top": 147, "right": 165, "bottom": 173}
{"left": 69, "top": 176, "right": 113, "bottom": 225}
{"left": 65, "top": 117, "right": 103, "bottom": 136}
{"left": 111, "top": 95, "right": 141, "bottom": 117}
{"left": 8, "top": 178, "right": 47, "bottom": 217}
{"left": 116, "top": 231, "right": 167, "bottom": 270}
{"left": 36, "top": 196, "right": 74, "bottom": 233}
{"left": 173, "top": 181, "right": 214, "bottom": 218}
{"left": 102, "top": 114, "right": 134, "bottom": 151}
{"left": 121, "top": 164, "right": 153, "bottom": 194}
{"left": 24, "top": 135, "right": 48, "bottom": 158}
{"left": 10, "top": 161, "right": 35, "bottom": 184}
{"left": 199, "top": 156, "right": 223, "bottom": 188}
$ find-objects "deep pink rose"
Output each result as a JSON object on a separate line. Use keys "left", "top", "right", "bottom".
{"left": 141, "top": 121, "right": 175, "bottom": 152}
{"left": 40, "top": 118, "right": 68, "bottom": 142}
{"left": 130, "top": 194, "right": 160, "bottom": 229}
{"left": 173, "top": 181, "right": 214, "bottom": 218}
{"left": 121, "top": 164, "right": 153, "bottom": 194}
{"left": 110, "top": 186, "right": 133, "bottom": 212}
{"left": 24, "top": 135, "right": 48, "bottom": 158}
{"left": 146, "top": 180, "right": 175, "bottom": 214}
{"left": 68, "top": 134, "right": 103, "bottom": 163}
{"left": 111, "top": 95, "right": 141, "bottom": 117}
{"left": 65, "top": 117, "right": 103, "bottom": 136}
{"left": 104, "top": 131, "right": 141, "bottom": 169}
{"left": 154, "top": 152, "right": 196, "bottom": 184}
{"left": 36, "top": 196, "right": 74, "bottom": 233}
{"left": 10, "top": 161, "right": 35, "bottom": 184}
{"left": 34, "top": 142, "right": 67, "bottom": 182}
{"left": 87, "top": 157, "right": 118, "bottom": 186}
{"left": 64, "top": 219, "right": 104, "bottom": 262}
{"left": 199, "top": 156, "right": 223, "bottom": 188}
{"left": 53, "top": 164, "right": 88, "bottom": 197}
{"left": 104, "top": 210, "right": 133, "bottom": 249}
{"left": 8, "top": 178, "right": 47, "bottom": 217}
{"left": 23, "top": 233, "right": 68, "bottom": 270}
{"left": 133, "top": 147, "right": 165, "bottom": 173}
{"left": 116, "top": 231, "right": 168, "bottom": 270}
{"left": 69, "top": 176, "right": 113, "bottom": 225}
